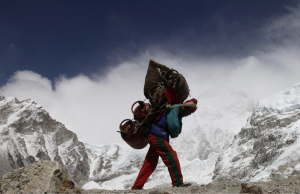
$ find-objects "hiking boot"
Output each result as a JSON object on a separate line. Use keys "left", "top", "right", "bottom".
{"left": 174, "top": 183, "right": 192, "bottom": 187}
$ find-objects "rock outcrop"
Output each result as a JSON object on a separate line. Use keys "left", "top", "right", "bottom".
{"left": 0, "top": 160, "right": 75, "bottom": 193}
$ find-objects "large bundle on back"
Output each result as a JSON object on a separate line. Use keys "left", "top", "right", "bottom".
{"left": 144, "top": 60, "right": 189, "bottom": 105}
{"left": 119, "top": 60, "right": 190, "bottom": 149}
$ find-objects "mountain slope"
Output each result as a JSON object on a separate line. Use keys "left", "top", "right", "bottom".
{"left": 0, "top": 93, "right": 90, "bottom": 187}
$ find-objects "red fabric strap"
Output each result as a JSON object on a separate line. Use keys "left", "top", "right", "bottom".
{"left": 165, "top": 87, "right": 182, "bottom": 104}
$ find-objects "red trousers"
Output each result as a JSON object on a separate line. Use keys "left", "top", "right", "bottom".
{"left": 131, "top": 134, "right": 183, "bottom": 189}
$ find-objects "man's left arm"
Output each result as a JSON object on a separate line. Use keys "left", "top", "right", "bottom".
{"left": 166, "top": 105, "right": 182, "bottom": 138}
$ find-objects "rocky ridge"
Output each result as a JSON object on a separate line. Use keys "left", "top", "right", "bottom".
{"left": 213, "top": 83, "right": 300, "bottom": 182}
{"left": 0, "top": 160, "right": 76, "bottom": 193}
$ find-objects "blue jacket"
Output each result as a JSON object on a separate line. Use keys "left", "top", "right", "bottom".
{"left": 149, "top": 104, "right": 183, "bottom": 142}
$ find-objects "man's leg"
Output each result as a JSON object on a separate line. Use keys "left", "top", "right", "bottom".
{"left": 131, "top": 136, "right": 159, "bottom": 190}
{"left": 151, "top": 136, "right": 183, "bottom": 187}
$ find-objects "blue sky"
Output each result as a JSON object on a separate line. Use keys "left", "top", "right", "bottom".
{"left": 1, "top": 1, "right": 300, "bottom": 145}
{"left": 1, "top": 0, "right": 298, "bottom": 86}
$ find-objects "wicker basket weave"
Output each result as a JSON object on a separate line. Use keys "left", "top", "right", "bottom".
{"left": 144, "top": 60, "right": 170, "bottom": 99}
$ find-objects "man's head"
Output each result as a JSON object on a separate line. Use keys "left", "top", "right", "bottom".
{"left": 182, "top": 98, "right": 198, "bottom": 117}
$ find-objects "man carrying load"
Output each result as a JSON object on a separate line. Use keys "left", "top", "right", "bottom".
{"left": 131, "top": 96, "right": 198, "bottom": 190}
{"left": 118, "top": 60, "right": 198, "bottom": 189}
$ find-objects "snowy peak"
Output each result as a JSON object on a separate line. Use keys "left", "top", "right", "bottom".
{"left": 0, "top": 97, "right": 42, "bottom": 129}
{"left": 0, "top": 94, "right": 90, "bottom": 187}
{"left": 256, "top": 83, "right": 300, "bottom": 113}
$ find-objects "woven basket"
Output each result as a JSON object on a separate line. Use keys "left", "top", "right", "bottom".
{"left": 144, "top": 60, "right": 170, "bottom": 99}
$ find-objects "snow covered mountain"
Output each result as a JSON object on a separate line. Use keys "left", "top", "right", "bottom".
{"left": 0, "top": 93, "right": 90, "bottom": 187}
{"left": 213, "top": 83, "right": 300, "bottom": 182}
{"left": 83, "top": 143, "right": 146, "bottom": 190}
{"left": 172, "top": 85, "right": 255, "bottom": 160}
{"left": 0, "top": 84, "right": 257, "bottom": 190}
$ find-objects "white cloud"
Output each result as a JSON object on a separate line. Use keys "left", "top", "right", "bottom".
{"left": 2, "top": 46, "right": 300, "bottom": 146}
{"left": 0, "top": 63, "right": 147, "bottom": 145}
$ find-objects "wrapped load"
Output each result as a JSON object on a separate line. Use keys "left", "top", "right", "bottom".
{"left": 144, "top": 60, "right": 190, "bottom": 105}
{"left": 119, "top": 60, "right": 190, "bottom": 149}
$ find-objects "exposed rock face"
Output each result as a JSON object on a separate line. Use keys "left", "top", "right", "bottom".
{"left": 213, "top": 83, "right": 300, "bottom": 182}
{"left": 0, "top": 94, "right": 90, "bottom": 187}
{"left": 0, "top": 160, "right": 72, "bottom": 193}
